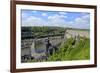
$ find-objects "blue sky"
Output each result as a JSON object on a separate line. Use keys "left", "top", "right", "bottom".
{"left": 21, "top": 9, "right": 90, "bottom": 29}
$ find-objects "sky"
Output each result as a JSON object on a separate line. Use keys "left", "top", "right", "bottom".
{"left": 21, "top": 9, "right": 90, "bottom": 29}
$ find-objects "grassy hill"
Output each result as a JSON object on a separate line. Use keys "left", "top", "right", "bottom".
{"left": 47, "top": 37, "right": 90, "bottom": 61}
{"left": 21, "top": 26, "right": 90, "bottom": 62}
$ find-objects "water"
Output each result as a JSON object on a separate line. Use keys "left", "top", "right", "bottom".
{"left": 34, "top": 37, "right": 62, "bottom": 53}
{"left": 35, "top": 49, "right": 45, "bottom": 53}
{"left": 35, "top": 39, "right": 46, "bottom": 53}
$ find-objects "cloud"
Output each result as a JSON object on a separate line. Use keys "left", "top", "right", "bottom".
{"left": 48, "top": 14, "right": 67, "bottom": 19}
{"left": 82, "top": 15, "right": 89, "bottom": 20}
{"left": 22, "top": 16, "right": 47, "bottom": 26}
{"left": 41, "top": 13, "right": 47, "bottom": 16}
{"left": 59, "top": 12, "right": 67, "bottom": 15}
{"left": 60, "top": 15, "right": 67, "bottom": 18}
{"left": 22, "top": 12, "right": 28, "bottom": 19}
{"left": 22, "top": 10, "right": 90, "bottom": 29}
{"left": 68, "top": 14, "right": 90, "bottom": 29}
{"left": 75, "top": 18, "right": 87, "bottom": 23}
{"left": 47, "top": 14, "right": 68, "bottom": 27}
{"left": 48, "top": 17, "right": 66, "bottom": 27}
{"left": 22, "top": 14, "right": 68, "bottom": 27}
{"left": 32, "top": 11, "right": 37, "bottom": 13}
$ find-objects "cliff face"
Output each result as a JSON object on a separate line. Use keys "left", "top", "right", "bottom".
{"left": 64, "top": 29, "right": 90, "bottom": 39}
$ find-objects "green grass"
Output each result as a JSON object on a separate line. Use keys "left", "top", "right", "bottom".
{"left": 47, "top": 37, "right": 90, "bottom": 61}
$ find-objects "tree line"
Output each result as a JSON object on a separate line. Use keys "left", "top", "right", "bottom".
{"left": 21, "top": 26, "right": 66, "bottom": 38}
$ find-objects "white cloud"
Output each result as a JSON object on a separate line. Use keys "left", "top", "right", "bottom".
{"left": 22, "top": 14, "right": 68, "bottom": 27}
{"left": 48, "top": 14, "right": 59, "bottom": 19}
{"left": 47, "top": 14, "right": 68, "bottom": 27}
{"left": 75, "top": 14, "right": 90, "bottom": 24}
{"left": 22, "top": 16, "right": 47, "bottom": 26}
{"left": 60, "top": 15, "right": 67, "bottom": 18}
{"left": 22, "top": 12, "right": 90, "bottom": 29}
{"left": 48, "top": 14, "right": 67, "bottom": 19}
{"left": 82, "top": 15, "right": 89, "bottom": 19}
{"left": 32, "top": 11, "right": 37, "bottom": 13}
{"left": 22, "top": 13, "right": 28, "bottom": 19}
{"left": 41, "top": 13, "right": 47, "bottom": 16}
{"left": 75, "top": 17, "right": 87, "bottom": 23}
{"left": 59, "top": 12, "right": 67, "bottom": 15}
{"left": 68, "top": 14, "right": 90, "bottom": 29}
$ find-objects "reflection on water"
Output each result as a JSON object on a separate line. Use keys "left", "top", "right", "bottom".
{"left": 21, "top": 36, "right": 63, "bottom": 62}
{"left": 35, "top": 39, "right": 46, "bottom": 53}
